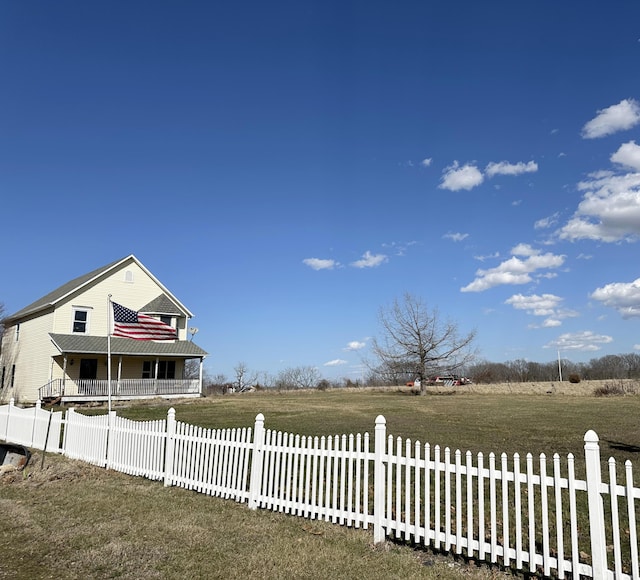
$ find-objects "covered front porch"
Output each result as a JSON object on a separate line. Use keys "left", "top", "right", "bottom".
{"left": 44, "top": 333, "right": 208, "bottom": 403}
{"left": 39, "top": 377, "right": 202, "bottom": 402}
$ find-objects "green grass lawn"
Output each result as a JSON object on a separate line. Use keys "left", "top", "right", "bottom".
{"left": 2, "top": 388, "right": 639, "bottom": 579}
{"left": 117, "top": 388, "right": 640, "bottom": 471}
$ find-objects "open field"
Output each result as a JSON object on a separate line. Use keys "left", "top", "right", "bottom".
{"left": 2, "top": 384, "right": 639, "bottom": 579}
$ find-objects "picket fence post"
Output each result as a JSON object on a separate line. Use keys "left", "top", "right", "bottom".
{"left": 31, "top": 400, "right": 42, "bottom": 448}
{"left": 584, "top": 430, "right": 608, "bottom": 580}
{"left": 3, "top": 398, "right": 15, "bottom": 441}
{"left": 248, "top": 413, "right": 265, "bottom": 510}
{"left": 373, "top": 414, "right": 387, "bottom": 543}
{"left": 164, "top": 407, "right": 176, "bottom": 487}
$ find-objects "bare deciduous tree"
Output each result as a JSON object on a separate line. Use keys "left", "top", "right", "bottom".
{"left": 234, "top": 362, "right": 258, "bottom": 391}
{"left": 275, "top": 366, "right": 321, "bottom": 390}
{"left": 369, "top": 293, "right": 477, "bottom": 394}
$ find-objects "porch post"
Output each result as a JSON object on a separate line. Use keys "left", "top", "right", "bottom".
{"left": 198, "top": 357, "right": 204, "bottom": 395}
{"left": 62, "top": 356, "right": 68, "bottom": 391}
{"left": 117, "top": 356, "right": 122, "bottom": 394}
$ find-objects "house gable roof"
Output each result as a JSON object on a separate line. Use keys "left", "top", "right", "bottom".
{"left": 141, "top": 294, "right": 183, "bottom": 316}
{"left": 5, "top": 255, "right": 194, "bottom": 322}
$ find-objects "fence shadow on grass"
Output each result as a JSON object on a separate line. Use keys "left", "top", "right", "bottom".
{"left": 604, "top": 439, "right": 640, "bottom": 453}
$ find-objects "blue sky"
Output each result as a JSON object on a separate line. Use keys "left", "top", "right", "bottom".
{"left": 2, "top": 1, "right": 640, "bottom": 382}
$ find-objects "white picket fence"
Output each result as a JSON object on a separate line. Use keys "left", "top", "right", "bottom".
{"left": 1, "top": 400, "right": 638, "bottom": 580}
{"left": 0, "top": 399, "right": 63, "bottom": 452}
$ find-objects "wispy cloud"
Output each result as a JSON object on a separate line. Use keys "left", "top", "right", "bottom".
{"left": 351, "top": 251, "right": 388, "bottom": 269}
{"left": 474, "top": 251, "right": 500, "bottom": 262}
{"left": 324, "top": 359, "right": 347, "bottom": 367}
{"left": 443, "top": 232, "right": 469, "bottom": 242}
{"left": 581, "top": 98, "right": 640, "bottom": 139}
{"left": 544, "top": 331, "right": 613, "bottom": 352}
{"left": 303, "top": 258, "right": 339, "bottom": 270}
{"left": 485, "top": 160, "right": 538, "bottom": 177}
{"left": 591, "top": 277, "right": 640, "bottom": 318}
{"left": 421, "top": 157, "right": 433, "bottom": 167}
{"left": 461, "top": 245, "right": 565, "bottom": 292}
{"left": 534, "top": 212, "right": 560, "bottom": 230}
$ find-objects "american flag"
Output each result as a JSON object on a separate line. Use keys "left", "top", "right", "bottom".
{"left": 112, "top": 302, "right": 177, "bottom": 340}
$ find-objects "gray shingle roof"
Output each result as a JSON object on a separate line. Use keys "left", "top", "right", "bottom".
{"left": 49, "top": 333, "right": 208, "bottom": 357}
{"left": 5, "top": 255, "right": 194, "bottom": 322}
{"left": 6, "top": 257, "right": 125, "bottom": 321}
{"left": 141, "top": 294, "right": 183, "bottom": 315}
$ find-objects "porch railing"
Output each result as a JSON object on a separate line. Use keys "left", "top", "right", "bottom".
{"left": 39, "top": 378, "right": 201, "bottom": 400}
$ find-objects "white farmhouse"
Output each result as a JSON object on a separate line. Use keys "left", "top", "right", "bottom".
{"left": 0, "top": 255, "right": 207, "bottom": 404}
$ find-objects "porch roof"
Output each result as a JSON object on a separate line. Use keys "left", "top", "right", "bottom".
{"left": 49, "top": 333, "right": 208, "bottom": 357}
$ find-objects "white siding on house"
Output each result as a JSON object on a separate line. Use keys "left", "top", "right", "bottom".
{"left": 1, "top": 311, "right": 58, "bottom": 403}
{"left": 51, "top": 260, "right": 188, "bottom": 340}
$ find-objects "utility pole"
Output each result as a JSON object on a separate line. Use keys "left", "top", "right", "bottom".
{"left": 557, "top": 350, "right": 563, "bottom": 382}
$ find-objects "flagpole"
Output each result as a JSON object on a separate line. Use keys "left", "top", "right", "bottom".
{"left": 107, "top": 294, "right": 113, "bottom": 414}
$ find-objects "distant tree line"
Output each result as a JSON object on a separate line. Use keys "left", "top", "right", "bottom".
{"left": 465, "top": 353, "right": 640, "bottom": 383}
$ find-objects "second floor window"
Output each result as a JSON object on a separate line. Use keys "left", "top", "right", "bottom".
{"left": 72, "top": 309, "right": 90, "bottom": 334}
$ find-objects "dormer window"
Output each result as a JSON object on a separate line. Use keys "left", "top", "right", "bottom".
{"left": 72, "top": 308, "right": 91, "bottom": 334}
{"left": 124, "top": 270, "right": 134, "bottom": 283}
{"left": 160, "top": 315, "right": 173, "bottom": 327}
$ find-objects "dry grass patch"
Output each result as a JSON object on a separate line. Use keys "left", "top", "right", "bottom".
{"left": 1, "top": 451, "right": 512, "bottom": 580}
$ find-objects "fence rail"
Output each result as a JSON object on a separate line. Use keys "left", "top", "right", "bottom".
{"left": 1, "top": 400, "right": 638, "bottom": 580}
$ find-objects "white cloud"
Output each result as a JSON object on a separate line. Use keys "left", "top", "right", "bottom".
{"left": 439, "top": 161, "right": 484, "bottom": 191}
{"left": 324, "top": 359, "right": 347, "bottom": 367}
{"left": 303, "top": 258, "right": 339, "bottom": 270}
{"left": 581, "top": 98, "right": 640, "bottom": 139}
{"left": 591, "top": 278, "right": 640, "bottom": 318}
{"left": 505, "top": 293, "right": 578, "bottom": 327}
{"left": 344, "top": 340, "right": 366, "bottom": 351}
{"left": 485, "top": 160, "right": 538, "bottom": 178}
{"left": 505, "top": 293, "right": 563, "bottom": 316}
{"left": 634, "top": 344, "right": 640, "bottom": 351}
{"left": 511, "top": 243, "right": 539, "bottom": 257}
{"left": 544, "top": 331, "right": 613, "bottom": 352}
{"left": 534, "top": 212, "right": 560, "bottom": 230}
{"left": 421, "top": 158, "right": 433, "bottom": 167}
{"left": 611, "top": 140, "right": 640, "bottom": 171}
{"left": 351, "top": 251, "right": 388, "bottom": 269}
{"left": 558, "top": 171, "right": 640, "bottom": 242}
{"left": 461, "top": 249, "right": 565, "bottom": 292}
{"left": 443, "top": 232, "right": 469, "bottom": 242}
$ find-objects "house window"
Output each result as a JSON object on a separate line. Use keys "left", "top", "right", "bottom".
{"left": 160, "top": 315, "right": 173, "bottom": 327}
{"left": 142, "top": 360, "right": 175, "bottom": 379}
{"left": 10, "top": 365, "right": 15, "bottom": 389}
{"left": 124, "top": 270, "right": 134, "bottom": 283}
{"left": 1, "top": 367, "right": 5, "bottom": 388}
{"left": 15, "top": 323, "right": 20, "bottom": 341}
{"left": 158, "top": 361, "right": 175, "bottom": 380}
{"left": 72, "top": 308, "right": 90, "bottom": 334}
